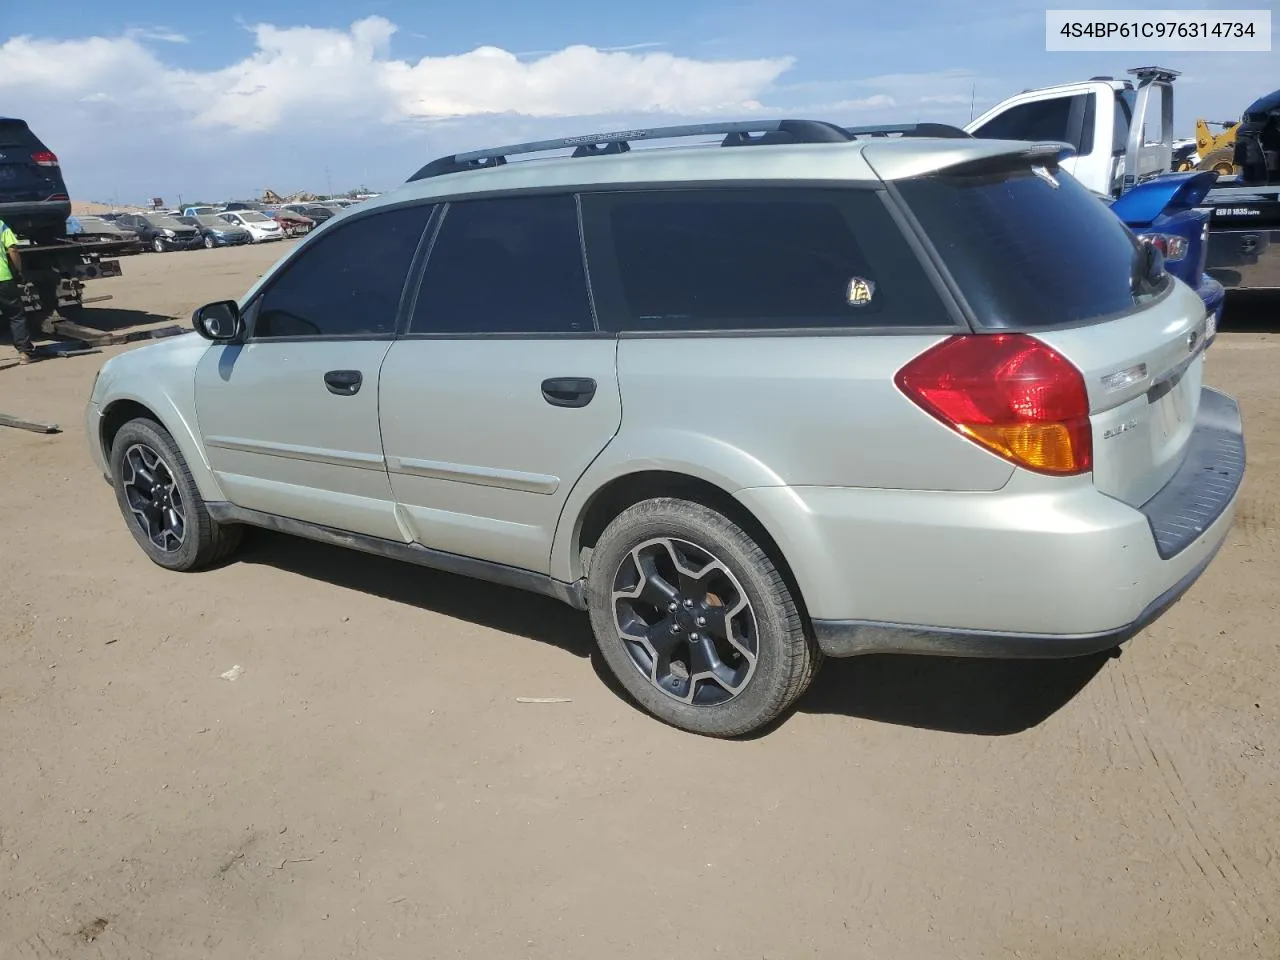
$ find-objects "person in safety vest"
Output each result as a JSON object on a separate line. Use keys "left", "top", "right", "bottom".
{"left": 0, "top": 220, "right": 37, "bottom": 364}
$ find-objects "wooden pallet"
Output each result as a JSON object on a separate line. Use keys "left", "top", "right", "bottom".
{"left": 0, "top": 413, "right": 59, "bottom": 434}
{"left": 45, "top": 319, "right": 189, "bottom": 347}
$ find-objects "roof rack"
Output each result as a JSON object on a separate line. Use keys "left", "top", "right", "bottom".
{"left": 843, "top": 123, "right": 972, "bottom": 139}
{"left": 406, "top": 118, "right": 853, "bottom": 181}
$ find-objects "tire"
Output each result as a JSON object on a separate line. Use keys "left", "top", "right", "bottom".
{"left": 585, "top": 498, "right": 821, "bottom": 737}
{"left": 204, "top": 235, "right": 215, "bottom": 249}
{"left": 1198, "top": 146, "right": 1237, "bottom": 177}
{"left": 151, "top": 237, "right": 165, "bottom": 254}
{"left": 108, "top": 417, "right": 242, "bottom": 572}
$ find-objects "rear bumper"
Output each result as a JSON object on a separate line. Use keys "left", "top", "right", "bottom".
{"left": 1196, "top": 273, "right": 1225, "bottom": 337}
{"left": 739, "top": 387, "right": 1244, "bottom": 660}
{"left": 0, "top": 199, "right": 71, "bottom": 227}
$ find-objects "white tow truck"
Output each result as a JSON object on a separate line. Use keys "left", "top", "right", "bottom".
{"left": 966, "top": 67, "right": 1280, "bottom": 292}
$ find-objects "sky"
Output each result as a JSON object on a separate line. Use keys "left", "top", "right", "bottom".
{"left": 1, "top": 0, "right": 1275, "bottom": 204}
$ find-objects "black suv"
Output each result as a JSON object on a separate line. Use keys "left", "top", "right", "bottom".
{"left": 0, "top": 117, "right": 71, "bottom": 242}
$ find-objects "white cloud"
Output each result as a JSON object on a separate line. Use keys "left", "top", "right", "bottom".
{"left": 125, "top": 26, "right": 190, "bottom": 44}
{"left": 0, "top": 16, "right": 792, "bottom": 134}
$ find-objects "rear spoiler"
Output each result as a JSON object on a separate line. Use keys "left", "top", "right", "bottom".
{"left": 931, "top": 141, "right": 1077, "bottom": 177}
{"left": 1107, "top": 171, "right": 1219, "bottom": 227}
{"left": 861, "top": 138, "right": 1078, "bottom": 182}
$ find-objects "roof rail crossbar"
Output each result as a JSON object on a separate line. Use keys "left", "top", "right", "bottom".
{"left": 844, "top": 123, "right": 973, "bottom": 139}
{"left": 406, "top": 118, "right": 854, "bottom": 181}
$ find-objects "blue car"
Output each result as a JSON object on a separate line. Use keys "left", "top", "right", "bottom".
{"left": 1109, "top": 170, "right": 1224, "bottom": 345}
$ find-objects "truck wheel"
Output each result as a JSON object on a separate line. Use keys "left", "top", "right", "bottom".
{"left": 108, "top": 417, "right": 242, "bottom": 572}
{"left": 585, "top": 498, "right": 821, "bottom": 737}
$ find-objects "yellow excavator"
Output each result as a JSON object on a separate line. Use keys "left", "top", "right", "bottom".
{"left": 1174, "top": 118, "right": 1240, "bottom": 175}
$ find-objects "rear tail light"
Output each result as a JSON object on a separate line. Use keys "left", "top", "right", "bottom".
{"left": 31, "top": 150, "right": 59, "bottom": 167}
{"left": 895, "top": 334, "right": 1093, "bottom": 476}
{"left": 1138, "top": 232, "right": 1188, "bottom": 261}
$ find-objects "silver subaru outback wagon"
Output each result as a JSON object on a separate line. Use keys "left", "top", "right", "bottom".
{"left": 85, "top": 119, "right": 1245, "bottom": 737}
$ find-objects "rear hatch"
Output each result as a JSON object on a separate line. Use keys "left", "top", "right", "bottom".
{"left": 885, "top": 148, "right": 1208, "bottom": 508}
{"left": 0, "top": 118, "right": 68, "bottom": 203}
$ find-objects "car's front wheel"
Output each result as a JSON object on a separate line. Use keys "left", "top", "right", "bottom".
{"left": 151, "top": 237, "right": 165, "bottom": 253}
{"left": 586, "top": 498, "right": 821, "bottom": 737}
{"left": 108, "top": 417, "right": 242, "bottom": 571}
{"left": 203, "top": 235, "right": 215, "bottom": 249}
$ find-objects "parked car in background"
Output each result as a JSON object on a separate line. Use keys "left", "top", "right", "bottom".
{"left": 66, "top": 215, "right": 139, "bottom": 243}
{"left": 266, "top": 207, "right": 314, "bottom": 238}
{"left": 218, "top": 210, "right": 284, "bottom": 243}
{"left": 86, "top": 118, "right": 1244, "bottom": 738}
{"left": 177, "top": 214, "right": 252, "bottom": 249}
{"left": 1108, "top": 170, "right": 1225, "bottom": 342}
{"left": 282, "top": 202, "right": 337, "bottom": 225}
{"left": 223, "top": 200, "right": 268, "bottom": 212}
{"left": 0, "top": 116, "right": 71, "bottom": 243}
{"left": 114, "top": 212, "right": 202, "bottom": 252}
{"left": 182, "top": 205, "right": 222, "bottom": 217}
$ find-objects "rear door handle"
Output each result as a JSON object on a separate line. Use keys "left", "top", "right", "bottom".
{"left": 324, "top": 369, "right": 363, "bottom": 396}
{"left": 541, "top": 377, "right": 597, "bottom": 408}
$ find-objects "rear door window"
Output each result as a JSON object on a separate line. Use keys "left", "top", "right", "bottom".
{"left": 895, "top": 161, "right": 1165, "bottom": 329}
{"left": 580, "top": 188, "right": 954, "bottom": 333}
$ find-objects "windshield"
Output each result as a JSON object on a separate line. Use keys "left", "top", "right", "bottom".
{"left": 239, "top": 211, "right": 270, "bottom": 222}
{"left": 895, "top": 160, "right": 1165, "bottom": 329}
{"left": 145, "top": 216, "right": 187, "bottom": 230}
{"left": 196, "top": 215, "right": 228, "bottom": 227}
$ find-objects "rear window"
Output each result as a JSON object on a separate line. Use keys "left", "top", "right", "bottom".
{"left": 896, "top": 163, "right": 1165, "bottom": 329}
{"left": 580, "top": 187, "right": 954, "bottom": 333}
{"left": 0, "top": 120, "right": 43, "bottom": 149}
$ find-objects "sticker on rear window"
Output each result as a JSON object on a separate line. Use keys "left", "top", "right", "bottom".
{"left": 846, "top": 277, "right": 875, "bottom": 307}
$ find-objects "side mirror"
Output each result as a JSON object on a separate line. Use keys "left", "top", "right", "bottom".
{"left": 193, "top": 300, "right": 244, "bottom": 342}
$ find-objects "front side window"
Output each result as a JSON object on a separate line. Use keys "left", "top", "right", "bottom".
{"left": 252, "top": 204, "right": 433, "bottom": 339}
{"left": 410, "top": 194, "right": 594, "bottom": 335}
{"left": 580, "top": 187, "right": 953, "bottom": 332}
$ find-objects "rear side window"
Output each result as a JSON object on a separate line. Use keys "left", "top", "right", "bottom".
{"left": 896, "top": 163, "right": 1163, "bottom": 329}
{"left": 411, "top": 194, "right": 595, "bottom": 335}
{"left": 580, "top": 188, "right": 953, "bottom": 333}
{"left": 252, "top": 204, "right": 433, "bottom": 339}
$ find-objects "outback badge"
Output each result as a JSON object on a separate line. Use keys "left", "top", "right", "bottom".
{"left": 846, "top": 277, "right": 875, "bottom": 307}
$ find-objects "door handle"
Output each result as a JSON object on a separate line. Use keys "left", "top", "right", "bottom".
{"left": 324, "top": 369, "right": 363, "bottom": 396}
{"left": 541, "top": 377, "right": 597, "bottom": 408}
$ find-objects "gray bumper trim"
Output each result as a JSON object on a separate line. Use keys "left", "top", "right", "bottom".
{"left": 1139, "top": 387, "right": 1245, "bottom": 560}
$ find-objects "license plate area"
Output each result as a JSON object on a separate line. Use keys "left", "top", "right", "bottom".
{"left": 1147, "top": 351, "right": 1200, "bottom": 452}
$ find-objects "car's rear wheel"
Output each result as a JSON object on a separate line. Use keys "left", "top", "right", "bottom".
{"left": 586, "top": 498, "right": 821, "bottom": 737}
{"left": 108, "top": 417, "right": 242, "bottom": 571}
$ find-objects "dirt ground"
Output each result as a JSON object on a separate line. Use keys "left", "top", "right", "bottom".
{"left": 1, "top": 244, "right": 1277, "bottom": 959}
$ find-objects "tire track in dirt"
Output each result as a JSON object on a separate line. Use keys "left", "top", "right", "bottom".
{"left": 1107, "top": 663, "right": 1268, "bottom": 938}
{"left": 1232, "top": 495, "right": 1280, "bottom": 553}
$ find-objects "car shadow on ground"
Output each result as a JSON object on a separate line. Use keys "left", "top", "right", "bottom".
{"left": 237, "top": 530, "right": 1111, "bottom": 737}
{"left": 795, "top": 650, "right": 1113, "bottom": 736}
{"left": 1219, "top": 292, "right": 1280, "bottom": 334}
